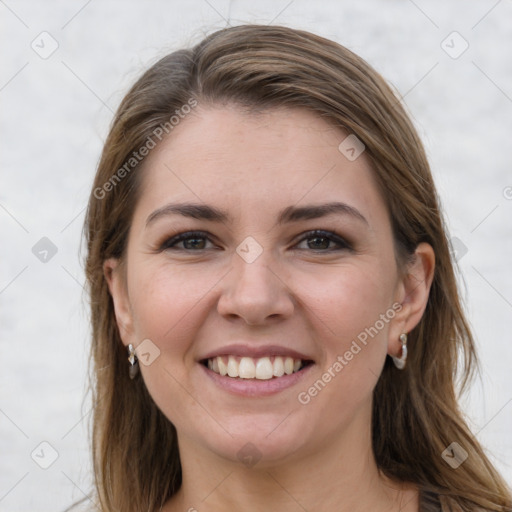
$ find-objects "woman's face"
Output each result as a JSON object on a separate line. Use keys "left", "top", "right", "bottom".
{"left": 106, "top": 105, "right": 429, "bottom": 467}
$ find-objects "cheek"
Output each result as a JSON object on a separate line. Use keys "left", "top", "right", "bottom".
{"left": 303, "top": 260, "right": 395, "bottom": 341}
{"left": 128, "top": 261, "right": 218, "bottom": 348}
{"left": 126, "top": 261, "right": 221, "bottom": 426}
{"left": 297, "top": 261, "right": 396, "bottom": 396}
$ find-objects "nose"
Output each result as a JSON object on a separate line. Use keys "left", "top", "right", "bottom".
{"left": 217, "top": 246, "right": 295, "bottom": 325}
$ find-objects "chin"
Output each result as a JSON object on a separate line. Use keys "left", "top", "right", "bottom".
{"left": 199, "top": 411, "right": 319, "bottom": 468}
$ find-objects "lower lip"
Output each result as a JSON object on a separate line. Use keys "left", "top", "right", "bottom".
{"left": 200, "top": 363, "right": 314, "bottom": 397}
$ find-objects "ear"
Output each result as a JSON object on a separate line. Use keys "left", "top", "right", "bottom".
{"left": 103, "top": 258, "right": 134, "bottom": 347}
{"left": 388, "top": 242, "right": 435, "bottom": 357}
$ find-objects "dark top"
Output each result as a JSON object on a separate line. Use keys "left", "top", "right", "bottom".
{"left": 419, "top": 489, "right": 443, "bottom": 511}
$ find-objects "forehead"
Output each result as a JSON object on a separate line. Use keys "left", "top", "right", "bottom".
{"left": 134, "top": 105, "right": 386, "bottom": 227}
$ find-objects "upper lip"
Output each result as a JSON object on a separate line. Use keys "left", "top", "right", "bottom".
{"left": 199, "top": 344, "right": 314, "bottom": 362}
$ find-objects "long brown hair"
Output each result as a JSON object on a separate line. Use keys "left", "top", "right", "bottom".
{"left": 81, "top": 24, "right": 511, "bottom": 512}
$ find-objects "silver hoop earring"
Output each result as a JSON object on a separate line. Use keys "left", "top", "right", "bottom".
{"left": 392, "top": 333, "right": 408, "bottom": 370}
{"left": 128, "top": 344, "right": 139, "bottom": 379}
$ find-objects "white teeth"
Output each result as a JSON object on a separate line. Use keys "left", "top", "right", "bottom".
{"left": 218, "top": 357, "right": 228, "bottom": 376}
{"left": 255, "top": 357, "right": 273, "bottom": 380}
{"left": 239, "top": 357, "right": 256, "bottom": 378}
{"left": 284, "top": 357, "right": 294, "bottom": 375}
{"left": 273, "top": 357, "right": 285, "bottom": 377}
{"left": 206, "top": 355, "right": 306, "bottom": 379}
{"left": 227, "top": 355, "right": 238, "bottom": 377}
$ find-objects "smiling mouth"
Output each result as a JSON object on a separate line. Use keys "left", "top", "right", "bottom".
{"left": 201, "top": 355, "right": 314, "bottom": 380}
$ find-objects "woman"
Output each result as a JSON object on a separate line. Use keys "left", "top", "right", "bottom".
{"left": 75, "top": 24, "right": 511, "bottom": 511}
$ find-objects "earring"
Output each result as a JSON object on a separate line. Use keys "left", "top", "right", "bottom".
{"left": 392, "top": 333, "right": 408, "bottom": 370}
{"left": 127, "top": 344, "right": 139, "bottom": 379}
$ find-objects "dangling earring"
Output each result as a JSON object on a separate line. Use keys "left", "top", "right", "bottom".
{"left": 392, "top": 333, "right": 408, "bottom": 370}
{"left": 127, "top": 344, "right": 139, "bottom": 379}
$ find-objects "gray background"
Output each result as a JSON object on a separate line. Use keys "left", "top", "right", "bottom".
{"left": 1, "top": 1, "right": 511, "bottom": 510}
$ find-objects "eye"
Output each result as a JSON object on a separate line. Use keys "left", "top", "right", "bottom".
{"left": 159, "top": 229, "right": 352, "bottom": 253}
{"left": 295, "top": 230, "right": 352, "bottom": 252}
{"left": 159, "top": 231, "right": 216, "bottom": 251}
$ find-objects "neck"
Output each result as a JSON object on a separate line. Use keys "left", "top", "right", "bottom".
{"left": 163, "top": 405, "right": 419, "bottom": 512}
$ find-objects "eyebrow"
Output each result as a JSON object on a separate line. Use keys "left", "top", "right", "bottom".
{"left": 145, "top": 201, "right": 368, "bottom": 227}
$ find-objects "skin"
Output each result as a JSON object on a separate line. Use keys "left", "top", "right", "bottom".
{"left": 105, "top": 105, "right": 435, "bottom": 512}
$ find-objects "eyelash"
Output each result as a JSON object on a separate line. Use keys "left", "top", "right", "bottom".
{"left": 158, "top": 230, "right": 353, "bottom": 253}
